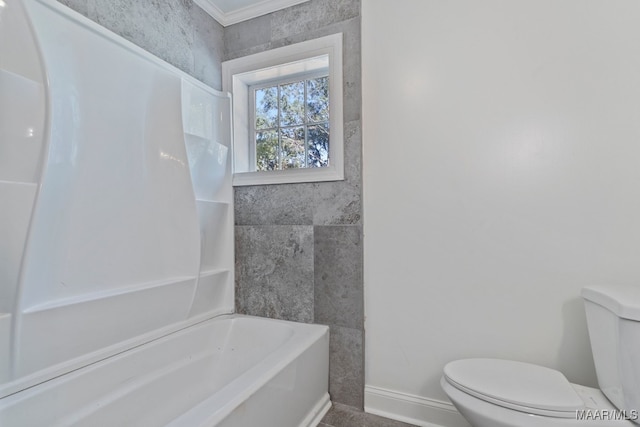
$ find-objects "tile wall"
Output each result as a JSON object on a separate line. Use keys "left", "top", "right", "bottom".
{"left": 227, "top": 0, "right": 364, "bottom": 408}
{"left": 57, "top": 0, "right": 224, "bottom": 90}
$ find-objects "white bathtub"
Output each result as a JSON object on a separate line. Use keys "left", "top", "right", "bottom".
{"left": 0, "top": 315, "right": 330, "bottom": 426}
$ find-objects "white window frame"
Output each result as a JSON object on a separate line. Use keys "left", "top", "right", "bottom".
{"left": 222, "top": 33, "right": 344, "bottom": 186}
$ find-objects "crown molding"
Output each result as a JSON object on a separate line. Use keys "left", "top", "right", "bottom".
{"left": 193, "top": 0, "right": 227, "bottom": 25}
{"left": 193, "top": 0, "right": 310, "bottom": 27}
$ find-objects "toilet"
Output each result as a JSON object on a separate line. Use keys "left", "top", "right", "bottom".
{"left": 441, "top": 285, "right": 640, "bottom": 426}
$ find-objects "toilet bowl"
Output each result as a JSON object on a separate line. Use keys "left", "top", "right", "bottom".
{"left": 441, "top": 359, "right": 635, "bottom": 427}
{"left": 442, "top": 285, "right": 640, "bottom": 427}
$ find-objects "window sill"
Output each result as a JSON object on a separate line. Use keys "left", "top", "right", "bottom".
{"left": 232, "top": 167, "right": 343, "bottom": 186}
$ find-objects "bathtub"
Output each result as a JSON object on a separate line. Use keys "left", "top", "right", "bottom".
{"left": 0, "top": 315, "right": 330, "bottom": 426}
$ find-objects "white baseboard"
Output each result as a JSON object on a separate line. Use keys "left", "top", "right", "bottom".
{"left": 364, "top": 385, "right": 471, "bottom": 427}
{"left": 304, "top": 392, "right": 331, "bottom": 427}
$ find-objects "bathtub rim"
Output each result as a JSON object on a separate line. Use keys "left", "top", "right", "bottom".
{"left": 0, "top": 314, "right": 330, "bottom": 426}
{"left": 165, "top": 315, "right": 331, "bottom": 427}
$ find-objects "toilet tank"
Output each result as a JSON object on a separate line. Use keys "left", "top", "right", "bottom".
{"left": 582, "top": 285, "right": 640, "bottom": 422}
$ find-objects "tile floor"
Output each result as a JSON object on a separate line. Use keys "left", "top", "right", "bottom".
{"left": 320, "top": 403, "right": 416, "bottom": 427}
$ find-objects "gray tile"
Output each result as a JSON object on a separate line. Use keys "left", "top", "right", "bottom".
{"left": 271, "top": 0, "right": 360, "bottom": 41}
{"left": 87, "top": 0, "right": 194, "bottom": 75}
{"left": 342, "top": 19, "right": 362, "bottom": 123}
{"left": 311, "top": 181, "right": 361, "bottom": 225}
{"left": 224, "top": 14, "right": 272, "bottom": 57}
{"left": 321, "top": 403, "right": 417, "bottom": 427}
{"left": 329, "top": 326, "right": 364, "bottom": 408}
{"left": 62, "top": 0, "right": 222, "bottom": 88}
{"left": 314, "top": 225, "right": 363, "bottom": 329}
{"left": 344, "top": 120, "right": 363, "bottom": 184}
{"left": 192, "top": 3, "right": 224, "bottom": 90}
{"left": 234, "top": 179, "right": 361, "bottom": 226}
{"left": 269, "top": 16, "right": 356, "bottom": 49}
{"left": 222, "top": 42, "right": 274, "bottom": 62}
{"left": 235, "top": 225, "right": 314, "bottom": 323}
{"left": 234, "top": 183, "right": 316, "bottom": 225}
{"left": 57, "top": 0, "right": 89, "bottom": 16}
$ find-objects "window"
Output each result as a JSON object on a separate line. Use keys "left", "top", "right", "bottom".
{"left": 253, "top": 74, "right": 329, "bottom": 171}
{"left": 222, "top": 34, "right": 343, "bottom": 186}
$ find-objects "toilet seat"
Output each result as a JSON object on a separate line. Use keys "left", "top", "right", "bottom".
{"left": 443, "top": 359, "right": 585, "bottom": 418}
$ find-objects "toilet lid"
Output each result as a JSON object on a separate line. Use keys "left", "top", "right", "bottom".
{"left": 444, "top": 359, "right": 584, "bottom": 417}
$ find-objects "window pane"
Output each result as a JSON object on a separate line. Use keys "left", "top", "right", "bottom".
{"left": 256, "top": 130, "right": 278, "bottom": 171}
{"left": 255, "top": 86, "right": 277, "bottom": 129}
{"left": 279, "top": 82, "right": 304, "bottom": 127}
{"left": 280, "top": 127, "right": 305, "bottom": 169}
{"left": 306, "top": 77, "right": 329, "bottom": 123}
{"left": 307, "top": 123, "right": 329, "bottom": 168}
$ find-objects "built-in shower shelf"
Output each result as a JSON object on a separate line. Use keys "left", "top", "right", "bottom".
{"left": 196, "top": 199, "right": 230, "bottom": 205}
{"left": 22, "top": 276, "right": 197, "bottom": 314}
{"left": 199, "top": 268, "right": 229, "bottom": 278}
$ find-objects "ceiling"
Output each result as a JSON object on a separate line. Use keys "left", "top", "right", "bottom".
{"left": 194, "top": 0, "right": 310, "bottom": 26}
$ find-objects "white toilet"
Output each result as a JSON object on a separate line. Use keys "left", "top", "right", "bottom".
{"left": 442, "top": 285, "right": 640, "bottom": 426}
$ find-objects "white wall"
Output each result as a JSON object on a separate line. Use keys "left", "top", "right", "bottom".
{"left": 362, "top": 1, "right": 640, "bottom": 425}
